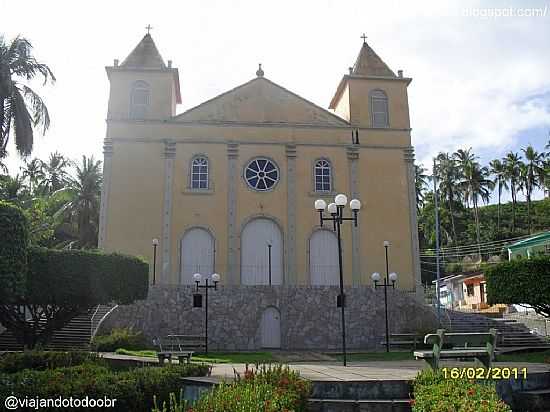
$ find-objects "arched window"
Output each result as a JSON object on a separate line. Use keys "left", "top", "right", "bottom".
{"left": 130, "top": 80, "right": 150, "bottom": 119}
{"left": 370, "top": 89, "right": 389, "bottom": 128}
{"left": 314, "top": 159, "right": 332, "bottom": 192}
{"left": 191, "top": 156, "right": 209, "bottom": 189}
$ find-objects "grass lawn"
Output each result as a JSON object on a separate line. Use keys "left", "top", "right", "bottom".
{"left": 334, "top": 351, "right": 415, "bottom": 362}
{"left": 496, "top": 350, "right": 550, "bottom": 363}
{"left": 115, "top": 348, "right": 275, "bottom": 364}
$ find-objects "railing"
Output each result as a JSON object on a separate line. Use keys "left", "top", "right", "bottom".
{"left": 90, "top": 304, "right": 119, "bottom": 341}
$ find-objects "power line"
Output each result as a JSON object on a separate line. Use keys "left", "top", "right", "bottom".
{"left": 420, "top": 233, "right": 532, "bottom": 254}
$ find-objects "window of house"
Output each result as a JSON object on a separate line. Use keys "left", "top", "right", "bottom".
{"left": 130, "top": 80, "right": 150, "bottom": 119}
{"left": 466, "top": 284, "right": 475, "bottom": 297}
{"left": 244, "top": 158, "right": 279, "bottom": 191}
{"left": 191, "top": 156, "right": 209, "bottom": 189}
{"left": 314, "top": 159, "right": 332, "bottom": 192}
{"left": 370, "top": 89, "right": 389, "bottom": 128}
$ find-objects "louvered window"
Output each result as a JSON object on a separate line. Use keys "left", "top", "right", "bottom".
{"left": 370, "top": 90, "right": 389, "bottom": 128}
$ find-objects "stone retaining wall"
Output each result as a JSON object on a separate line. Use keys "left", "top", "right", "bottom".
{"left": 99, "top": 285, "right": 438, "bottom": 350}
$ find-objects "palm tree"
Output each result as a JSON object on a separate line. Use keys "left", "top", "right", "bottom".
{"left": 0, "top": 36, "right": 55, "bottom": 158}
{"left": 58, "top": 156, "right": 102, "bottom": 248}
{"left": 415, "top": 164, "right": 429, "bottom": 212}
{"left": 435, "top": 152, "right": 461, "bottom": 246}
{"left": 521, "top": 145, "right": 545, "bottom": 233}
{"left": 459, "top": 161, "right": 494, "bottom": 256}
{"left": 0, "top": 173, "right": 26, "bottom": 201}
{"left": 453, "top": 148, "right": 475, "bottom": 208}
{"left": 39, "top": 151, "right": 69, "bottom": 193}
{"left": 489, "top": 159, "right": 508, "bottom": 235}
{"left": 20, "top": 157, "right": 44, "bottom": 194}
{"left": 503, "top": 152, "right": 522, "bottom": 233}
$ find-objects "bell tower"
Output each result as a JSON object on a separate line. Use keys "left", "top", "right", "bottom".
{"left": 105, "top": 32, "right": 181, "bottom": 121}
{"left": 329, "top": 37, "right": 411, "bottom": 130}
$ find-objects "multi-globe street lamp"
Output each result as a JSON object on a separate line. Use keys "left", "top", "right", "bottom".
{"left": 371, "top": 240, "right": 398, "bottom": 353}
{"left": 314, "top": 193, "right": 361, "bottom": 367}
{"left": 193, "top": 272, "right": 221, "bottom": 354}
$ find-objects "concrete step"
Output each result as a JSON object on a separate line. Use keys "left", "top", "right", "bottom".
{"left": 308, "top": 398, "right": 412, "bottom": 412}
{"left": 311, "top": 380, "right": 411, "bottom": 400}
{"left": 512, "top": 389, "right": 550, "bottom": 412}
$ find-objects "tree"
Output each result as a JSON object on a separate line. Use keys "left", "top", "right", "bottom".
{"left": 486, "top": 256, "right": 550, "bottom": 318}
{"left": 489, "top": 159, "right": 508, "bottom": 235}
{"left": 0, "top": 173, "right": 26, "bottom": 201}
{"left": 435, "top": 152, "right": 461, "bottom": 246}
{"left": 503, "top": 152, "right": 522, "bottom": 233}
{"left": 39, "top": 151, "right": 69, "bottom": 193}
{"left": 415, "top": 164, "right": 429, "bottom": 212}
{"left": 0, "top": 202, "right": 148, "bottom": 349}
{"left": 20, "top": 157, "right": 44, "bottom": 195}
{"left": 57, "top": 155, "right": 102, "bottom": 248}
{"left": 453, "top": 148, "right": 475, "bottom": 208}
{"left": 0, "top": 36, "right": 55, "bottom": 158}
{"left": 521, "top": 146, "right": 544, "bottom": 233}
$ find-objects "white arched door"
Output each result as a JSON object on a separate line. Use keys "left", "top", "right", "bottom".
{"left": 241, "top": 218, "right": 283, "bottom": 285}
{"left": 181, "top": 228, "right": 214, "bottom": 284}
{"left": 309, "top": 229, "right": 339, "bottom": 285}
{"left": 260, "top": 307, "right": 281, "bottom": 348}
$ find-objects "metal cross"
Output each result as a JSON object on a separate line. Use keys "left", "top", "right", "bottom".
{"left": 361, "top": 33, "right": 367, "bottom": 43}
{"left": 146, "top": 24, "right": 153, "bottom": 34}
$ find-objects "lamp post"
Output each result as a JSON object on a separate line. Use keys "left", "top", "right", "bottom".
{"left": 314, "top": 194, "right": 361, "bottom": 367}
{"left": 371, "top": 241, "right": 398, "bottom": 353}
{"left": 152, "top": 238, "right": 159, "bottom": 285}
{"left": 193, "top": 272, "right": 220, "bottom": 354}
{"left": 267, "top": 243, "right": 272, "bottom": 286}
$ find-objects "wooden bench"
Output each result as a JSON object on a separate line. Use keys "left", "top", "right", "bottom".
{"left": 154, "top": 334, "right": 206, "bottom": 365}
{"left": 414, "top": 328, "right": 497, "bottom": 369}
{"left": 380, "top": 333, "right": 422, "bottom": 350}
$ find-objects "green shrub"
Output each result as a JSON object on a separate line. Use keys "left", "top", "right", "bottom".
{"left": 0, "top": 351, "right": 103, "bottom": 373}
{"left": 485, "top": 256, "right": 550, "bottom": 318}
{"left": 156, "top": 364, "right": 311, "bottom": 412}
{"left": 0, "top": 201, "right": 29, "bottom": 302}
{"left": 93, "top": 327, "right": 151, "bottom": 352}
{"left": 0, "top": 362, "right": 209, "bottom": 412}
{"left": 412, "top": 369, "right": 511, "bottom": 411}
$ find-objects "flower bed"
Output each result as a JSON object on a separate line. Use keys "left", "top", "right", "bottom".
{"left": 153, "top": 364, "right": 311, "bottom": 412}
{"left": 412, "top": 369, "right": 511, "bottom": 411}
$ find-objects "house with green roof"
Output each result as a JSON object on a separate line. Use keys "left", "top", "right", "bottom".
{"left": 507, "top": 231, "right": 550, "bottom": 260}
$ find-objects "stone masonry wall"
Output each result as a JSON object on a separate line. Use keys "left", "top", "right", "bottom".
{"left": 100, "top": 286, "right": 438, "bottom": 350}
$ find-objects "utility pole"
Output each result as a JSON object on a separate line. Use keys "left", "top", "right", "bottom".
{"left": 433, "top": 158, "right": 441, "bottom": 324}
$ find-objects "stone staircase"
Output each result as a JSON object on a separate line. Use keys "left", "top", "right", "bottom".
{"left": 0, "top": 304, "right": 115, "bottom": 351}
{"left": 442, "top": 309, "right": 550, "bottom": 351}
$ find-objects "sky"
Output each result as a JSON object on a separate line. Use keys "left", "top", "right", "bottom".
{"left": 2, "top": 0, "right": 549, "bottom": 201}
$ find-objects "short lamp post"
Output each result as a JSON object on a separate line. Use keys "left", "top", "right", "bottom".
{"left": 371, "top": 241, "right": 398, "bottom": 353}
{"left": 314, "top": 194, "right": 361, "bottom": 367}
{"left": 152, "top": 238, "right": 159, "bottom": 285}
{"left": 193, "top": 272, "right": 220, "bottom": 354}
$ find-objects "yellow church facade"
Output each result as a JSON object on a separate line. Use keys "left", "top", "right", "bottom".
{"left": 99, "top": 34, "right": 422, "bottom": 294}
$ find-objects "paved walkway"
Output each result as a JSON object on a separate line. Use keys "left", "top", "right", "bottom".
{"left": 100, "top": 353, "right": 550, "bottom": 382}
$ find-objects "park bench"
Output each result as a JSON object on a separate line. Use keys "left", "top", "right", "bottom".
{"left": 414, "top": 328, "right": 497, "bottom": 369}
{"left": 154, "top": 334, "right": 206, "bottom": 364}
{"left": 380, "top": 333, "right": 422, "bottom": 350}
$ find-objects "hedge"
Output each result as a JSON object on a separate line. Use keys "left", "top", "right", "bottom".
{"left": 0, "top": 351, "right": 103, "bottom": 373}
{"left": 0, "top": 362, "right": 209, "bottom": 412}
{"left": 485, "top": 256, "right": 550, "bottom": 318}
{"left": 412, "top": 369, "right": 511, "bottom": 411}
{"left": 0, "top": 201, "right": 28, "bottom": 302}
{"left": 92, "top": 328, "right": 151, "bottom": 352}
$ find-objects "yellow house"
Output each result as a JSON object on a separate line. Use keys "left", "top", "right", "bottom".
{"left": 100, "top": 33, "right": 422, "bottom": 294}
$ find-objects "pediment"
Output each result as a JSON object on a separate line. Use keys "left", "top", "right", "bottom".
{"left": 174, "top": 77, "right": 348, "bottom": 126}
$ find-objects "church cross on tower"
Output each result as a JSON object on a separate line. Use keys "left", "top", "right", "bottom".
{"left": 361, "top": 33, "right": 367, "bottom": 43}
{"left": 145, "top": 24, "right": 153, "bottom": 34}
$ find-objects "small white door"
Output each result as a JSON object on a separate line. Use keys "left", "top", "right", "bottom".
{"left": 241, "top": 218, "right": 283, "bottom": 285}
{"left": 260, "top": 307, "right": 281, "bottom": 348}
{"left": 181, "top": 228, "right": 214, "bottom": 284}
{"left": 309, "top": 229, "right": 339, "bottom": 285}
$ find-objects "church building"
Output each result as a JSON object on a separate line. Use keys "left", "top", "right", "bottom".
{"left": 99, "top": 33, "right": 422, "bottom": 294}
